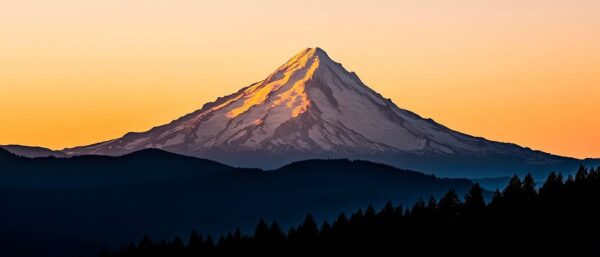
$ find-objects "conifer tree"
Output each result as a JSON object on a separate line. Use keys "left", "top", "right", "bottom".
{"left": 464, "top": 183, "right": 485, "bottom": 212}
{"left": 438, "top": 190, "right": 461, "bottom": 216}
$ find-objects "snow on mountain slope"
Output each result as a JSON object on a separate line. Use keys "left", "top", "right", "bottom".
{"left": 63, "top": 48, "right": 576, "bottom": 175}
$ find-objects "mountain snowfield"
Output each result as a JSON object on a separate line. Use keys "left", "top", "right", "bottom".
{"left": 60, "top": 48, "right": 593, "bottom": 177}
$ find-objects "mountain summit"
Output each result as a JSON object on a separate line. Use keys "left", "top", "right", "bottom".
{"left": 63, "top": 48, "right": 591, "bottom": 177}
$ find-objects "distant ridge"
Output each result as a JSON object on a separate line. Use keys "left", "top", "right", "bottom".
{"left": 0, "top": 144, "right": 67, "bottom": 158}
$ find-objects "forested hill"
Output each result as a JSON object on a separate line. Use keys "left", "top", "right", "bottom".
{"left": 0, "top": 148, "right": 475, "bottom": 257}
{"left": 103, "top": 165, "right": 600, "bottom": 257}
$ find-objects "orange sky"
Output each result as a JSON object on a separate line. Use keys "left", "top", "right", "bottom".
{"left": 1, "top": 0, "right": 599, "bottom": 158}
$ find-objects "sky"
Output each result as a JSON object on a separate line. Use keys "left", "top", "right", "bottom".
{"left": 1, "top": 0, "right": 599, "bottom": 158}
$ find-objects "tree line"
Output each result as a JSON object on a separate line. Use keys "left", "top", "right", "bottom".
{"left": 101, "top": 165, "right": 600, "bottom": 257}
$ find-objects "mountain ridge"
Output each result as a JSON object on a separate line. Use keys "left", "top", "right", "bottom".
{"left": 0, "top": 144, "right": 68, "bottom": 158}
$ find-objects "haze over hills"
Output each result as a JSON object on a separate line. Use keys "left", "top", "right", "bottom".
{"left": 2, "top": 48, "right": 598, "bottom": 177}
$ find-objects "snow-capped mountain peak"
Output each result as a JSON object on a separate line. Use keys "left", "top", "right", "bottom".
{"left": 64, "top": 47, "right": 563, "bottom": 173}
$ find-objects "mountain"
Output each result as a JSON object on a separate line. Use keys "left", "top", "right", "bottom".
{"left": 0, "top": 145, "right": 67, "bottom": 158}
{"left": 0, "top": 148, "right": 476, "bottom": 257}
{"left": 50, "top": 48, "right": 599, "bottom": 177}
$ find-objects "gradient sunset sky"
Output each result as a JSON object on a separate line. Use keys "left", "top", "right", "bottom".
{"left": 1, "top": 0, "right": 599, "bottom": 158}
